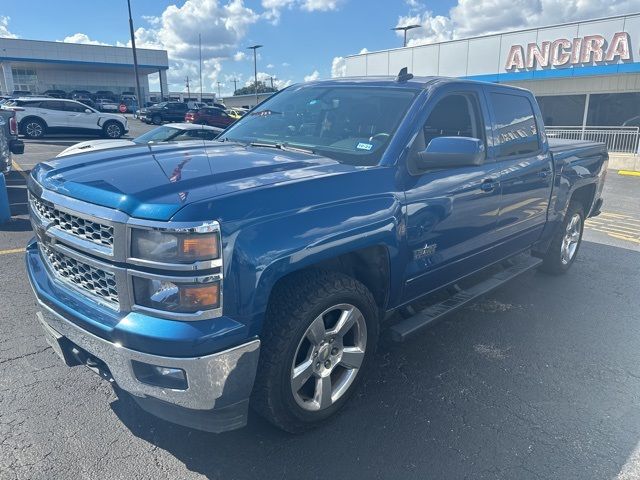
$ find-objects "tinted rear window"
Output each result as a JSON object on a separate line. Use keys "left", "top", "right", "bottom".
{"left": 489, "top": 93, "right": 539, "bottom": 157}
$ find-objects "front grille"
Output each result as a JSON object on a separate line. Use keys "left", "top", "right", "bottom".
{"left": 39, "top": 244, "right": 119, "bottom": 307}
{"left": 30, "top": 195, "right": 114, "bottom": 249}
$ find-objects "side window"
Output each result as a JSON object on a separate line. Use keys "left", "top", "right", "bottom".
{"left": 39, "top": 101, "right": 64, "bottom": 111}
{"left": 489, "top": 93, "right": 539, "bottom": 157}
{"left": 423, "top": 93, "right": 484, "bottom": 146}
{"left": 61, "top": 101, "right": 86, "bottom": 113}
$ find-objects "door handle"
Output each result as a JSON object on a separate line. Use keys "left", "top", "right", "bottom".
{"left": 481, "top": 178, "right": 498, "bottom": 192}
{"left": 538, "top": 169, "right": 551, "bottom": 178}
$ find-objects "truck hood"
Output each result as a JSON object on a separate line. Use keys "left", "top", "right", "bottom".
{"left": 56, "top": 139, "right": 136, "bottom": 157}
{"left": 32, "top": 141, "right": 356, "bottom": 221}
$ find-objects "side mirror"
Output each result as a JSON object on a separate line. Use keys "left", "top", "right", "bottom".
{"left": 84, "top": 108, "right": 92, "bottom": 113}
{"left": 415, "top": 136, "right": 485, "bottom": 170}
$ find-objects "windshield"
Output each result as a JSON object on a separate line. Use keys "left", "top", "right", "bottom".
{"left": 220, "top": 85, "right": 418, "bottom": 165}
{"left": 134, "top": 126, "right": 184, "bottom": 144}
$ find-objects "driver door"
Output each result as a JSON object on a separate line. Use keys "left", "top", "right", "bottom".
{"left": 401, "top": 86, "right": 502, "bottom": 302}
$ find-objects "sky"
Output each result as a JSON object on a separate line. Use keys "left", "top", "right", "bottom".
{"left": 1, "top": 0, "right": 639, "bottom": 96}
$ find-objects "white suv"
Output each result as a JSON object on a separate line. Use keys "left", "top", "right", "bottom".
{"left": 7, "top": 97, "right": 128, "bottom": 139}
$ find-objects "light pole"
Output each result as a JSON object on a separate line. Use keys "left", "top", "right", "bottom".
{"left": 391, "top": 24, "right": 421, "bottom": 47}
{"left": 185, "top": 76, "right": 190, "bottom": 100}
{"left": 198, "top": 33, "right": 203, "bottom": 102}
{"left": 127, "top": 0, "right": 143, "bottom": 106}
{"left": 232, "top": 78, "right": 238, "bottom": 95}
{"left": 217, "top": 81, "right": 222, "bottom": 98}
{"left": 247, "top": 45, "right": 262, "bottom": 106}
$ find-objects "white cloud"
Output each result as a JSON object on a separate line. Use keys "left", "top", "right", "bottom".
{"left": 0, "top": 16, "right": 17, "bottom": 39}
{"left": 266, "top": 63, "right": 274, "bottom": 68}
{"left": 359, "top": 48, "right": 369, "bottom": 54}
{"left": 301, "top": 0, "right": 343, "bottom": 11}
{"left": 282, "top": 62, "right": 291, "bottom": 67}
{"left": 397, "top": 0, "right": 640, "bottom": 47}
{"left": 304, "top": 69, "right": 320, "bottom": 82}
{"left": 61, "top": 33, "right": 111, "bottom": 46}
{"left": 127, "top": 0, "right": 261, "bottom": 92}
{"left": 244, "top": 71, "right": 292, "bottom": 90}
{"left": 331, "top": 56, "right": 346, "bottom": 77}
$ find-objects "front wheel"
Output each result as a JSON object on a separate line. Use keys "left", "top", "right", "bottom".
{"left": 102, "top": 121, "right": 124, "bottom": 138}
{"left": 540, "top": 201, "right": 585, "bottom": 274}
{"left": 252, "top": 271, "right": 379, "bottom": 433}
{"left": 152, "top": 115, "right": 162, "bottom": 125}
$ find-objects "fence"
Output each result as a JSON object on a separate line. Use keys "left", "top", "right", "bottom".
{"left": 545, "top": 126, "right": 640, "bottom": 155}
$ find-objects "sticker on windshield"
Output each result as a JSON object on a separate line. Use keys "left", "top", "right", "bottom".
{"left": 356, "top": 142, "right": 373, "bottom": 151}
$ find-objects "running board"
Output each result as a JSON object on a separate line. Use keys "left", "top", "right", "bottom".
{"left": 390, "top": 255, "right": 542, "bottom": 342}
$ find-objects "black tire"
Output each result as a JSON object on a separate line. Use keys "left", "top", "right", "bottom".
{"left": 102, "top": 121, "right": 124, "bottom": 139}
{"left": 152, "top": 114, "right": 162, "bottom": 125}
{"left": 21, "top": 118, "right": 46, "bottom": 139}
{"left": 252, "top": 270, "right": 379, "bottom": 433}
{"left": 540, "top": 201, "right": 585, "bottom": 275}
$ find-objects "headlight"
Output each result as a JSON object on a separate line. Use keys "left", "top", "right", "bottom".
{"left": 133, "top": 277, "right": 220, "bottom": 313}
{"left": 130, "top": 228, "right": 219, "bottom": 265}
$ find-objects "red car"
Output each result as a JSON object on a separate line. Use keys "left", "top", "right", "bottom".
{"left": 184, "top": 107, "right": 235, "bottom": 128}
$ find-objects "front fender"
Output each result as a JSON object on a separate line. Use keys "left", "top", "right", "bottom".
{"left": 224, "top": 195, "right": 403, "bottom": 336}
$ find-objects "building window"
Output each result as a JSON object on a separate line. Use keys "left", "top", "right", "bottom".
{"left": 536, "top": 95, "right": 586, "bottom": 127}
{"left": 11, "top": 68, "right": 38, "bottom": 93}
{"left": 587, "top": 93, "right": 640, "bottom": 127}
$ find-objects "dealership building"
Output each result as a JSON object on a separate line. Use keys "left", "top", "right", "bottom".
{"left": 344, "top": 13, "right": 640, "bottom": 132}
{"left": 0, "top": 38, "right": 169, "bottom": 101}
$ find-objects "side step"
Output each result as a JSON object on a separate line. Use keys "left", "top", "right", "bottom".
{"left": 390, "top": 255, "right": 542, "bottom": 342}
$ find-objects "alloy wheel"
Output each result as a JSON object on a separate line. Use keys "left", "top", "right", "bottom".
{"left": 290, "top": 303, "right": 367, "bottom": 412}
{"left": 561, "top": 213, "right": 582, "bottom": 265}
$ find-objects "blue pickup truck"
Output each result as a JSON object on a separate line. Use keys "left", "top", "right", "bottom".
{"left": 26, "top": 73, "right": 607, "bottom": 433}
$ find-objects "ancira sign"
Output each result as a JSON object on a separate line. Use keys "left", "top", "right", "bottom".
{"left": 505, "top": 32, "right": 631, "bottom": 70}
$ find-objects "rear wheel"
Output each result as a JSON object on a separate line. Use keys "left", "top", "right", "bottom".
{"left": 540, "top": 201, "right": 584, "bottom": 274}
{"left": 252, "top": 270, "right": 379, "bottom": 433}
{"left": 22, "top": 118, "right": 46, "bottom": 139}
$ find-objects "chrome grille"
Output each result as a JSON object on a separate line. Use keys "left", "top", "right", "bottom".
{"left": 39, "top": 244, "right": 119, "bottom": 307}
{"left": 30, "top": 195, "right": 114, "bottom": 249}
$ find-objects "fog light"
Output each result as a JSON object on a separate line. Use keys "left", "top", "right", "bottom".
{"left": 131, "top": 360, "right": 187, "bottom": 390}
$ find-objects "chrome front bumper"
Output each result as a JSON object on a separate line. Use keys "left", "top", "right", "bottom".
{"left": 36, "top": 301, "right": 260, "bottom": 413}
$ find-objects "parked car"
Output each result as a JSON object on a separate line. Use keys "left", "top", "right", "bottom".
{"left": 12, "top": 90, "right": 31, "bottom": 96}
{"left": 187, "top": 101, "right": 208, "bottom": 110}
{"left": 8, "top": 97, "right": 128, "bottom": 138}
{"left": 0, "top": 108, "right": 24, "bottom": 173}
{"left": 25, "top": 75, "right": 607, "bottom": 435}
{"left": 226, "top": 107, "right": 247, "bottom": 119}
{"left": 141, "top": 101, "right": 189, "bottom": 124}
{"left": 69, "top": 90, "right": 94, "bottom": 100}
{"left": 95, "top": 90, "right": 116, "bottom": 101}
{"left": 94, "top": 98, "right": 119, "bottom": 112}
{"left": 185, "top": 106, "right": 235, "bottom": 128}
{"left": 42, "top": 90, "right": 67, "bottom": 99}
{"left": 56, "top": 123, "right": 223, "bottom": 157}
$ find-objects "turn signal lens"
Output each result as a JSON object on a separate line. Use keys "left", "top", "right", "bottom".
{"left": 181, "top": 237, "right": 218, "bottom": 258}
{"left": 180, "top": 284, "right": 219, "bottom": 309}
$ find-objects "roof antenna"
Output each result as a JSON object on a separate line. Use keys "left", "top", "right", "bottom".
{"left": 395, "top": 67, "right": 414, "bottom": 83}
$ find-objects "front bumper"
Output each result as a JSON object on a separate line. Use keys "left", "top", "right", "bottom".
{"left": 27, "top": 242, "right": 261, "bottom": 433}
{"left": 35, "top": 302, "right": 260, "bottom": 432}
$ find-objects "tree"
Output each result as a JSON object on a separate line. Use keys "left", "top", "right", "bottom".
{"left": 234, "top": 80, "right": 276, "bottom": 96}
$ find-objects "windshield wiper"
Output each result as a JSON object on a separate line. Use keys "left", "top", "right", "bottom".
{"left": 248, "top": 141, "right": 315, "bottom": 155}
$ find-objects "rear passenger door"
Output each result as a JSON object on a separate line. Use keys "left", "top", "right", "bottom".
{"left": 484, "top": 88, "right": 553, "bottom": 255}
{"left": 37, "top": 101, "right": 68, "bottom": 128}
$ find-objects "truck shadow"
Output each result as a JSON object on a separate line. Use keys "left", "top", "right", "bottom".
{"left": 110, "top": 240, "right": 640, "bottom": 480}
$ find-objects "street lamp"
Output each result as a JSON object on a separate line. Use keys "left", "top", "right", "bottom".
{"left": 247, "top": 44, "right": 262, "bottom": 106}
{"left": 217, "top": 81, "right": 222, "bottom": 98}
{"left": 391, "top": 24, "right": 421, "bottom": 47}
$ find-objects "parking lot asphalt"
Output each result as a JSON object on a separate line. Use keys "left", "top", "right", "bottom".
{"left": 1, "top": 130, "right": 640, "bottom": 479}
